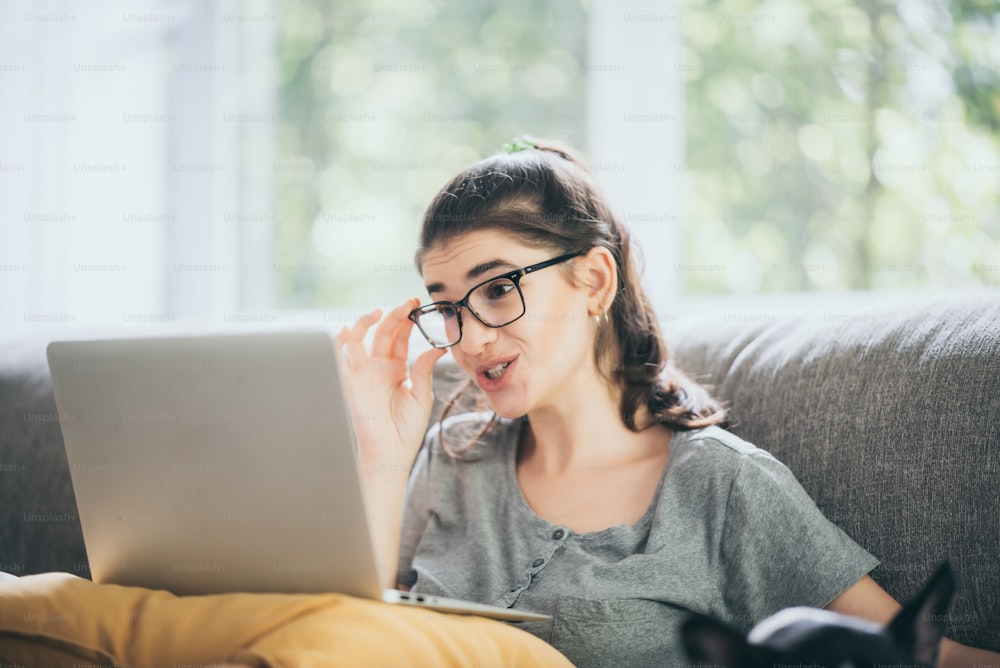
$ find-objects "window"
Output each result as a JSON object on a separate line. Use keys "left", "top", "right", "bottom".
{"left": 273, "top": 0, "right": 587, "bottom": 309}
{"left": 4, "top": 0, "right": 995, "bottom": 337}
{"left": 680, "top": 0, "right": 1000, "bottom": 295}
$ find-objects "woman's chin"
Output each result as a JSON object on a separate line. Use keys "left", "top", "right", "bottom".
{"left": 484, "top": 396, "right": 530, "bottom": 421}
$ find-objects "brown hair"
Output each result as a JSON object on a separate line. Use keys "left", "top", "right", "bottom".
{"left": 417, "top": 138, "right": 726, "bottom": 454}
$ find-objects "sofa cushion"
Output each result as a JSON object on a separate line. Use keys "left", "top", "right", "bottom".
{"left": 666, "top": 295, "right": 1000, "bottom": 651}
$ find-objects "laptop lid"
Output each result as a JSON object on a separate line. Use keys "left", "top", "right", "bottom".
{"left": 47, "top": 331, "right": 383, "bottom": 598}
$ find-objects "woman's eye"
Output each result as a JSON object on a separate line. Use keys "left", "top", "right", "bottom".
{"left": 484, "top": 280, "right": 515, "bottom": 300}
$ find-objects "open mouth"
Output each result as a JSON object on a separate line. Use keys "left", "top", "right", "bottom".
{"left": 484, "top": 361, "right": 512, "bottom": 380}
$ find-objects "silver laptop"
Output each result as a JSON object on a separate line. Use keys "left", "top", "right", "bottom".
{"left": 47, "top": 331, "right": 548, "bottom": 622}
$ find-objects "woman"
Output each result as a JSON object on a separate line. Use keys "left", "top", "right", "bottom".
{"left": 337, "top": 139, "right": 995, "bottom": 667}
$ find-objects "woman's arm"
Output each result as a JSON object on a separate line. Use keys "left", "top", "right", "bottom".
{"left": 827, "top": 575, "right": 1000, "bottom": 668}
{"left": 337, "top": 300, "right": 446, "bottom": 590}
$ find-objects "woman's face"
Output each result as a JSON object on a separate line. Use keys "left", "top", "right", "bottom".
{"left": 419, "top": 229, "right": 599, "bottom": 419}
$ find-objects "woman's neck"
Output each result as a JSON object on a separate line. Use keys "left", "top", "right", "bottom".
{"left": 519, "top": 379, "right": 667, "bottom": 475}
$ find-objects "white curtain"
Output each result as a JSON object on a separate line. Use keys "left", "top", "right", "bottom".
{"left": 0, "top": 0, "right": 274, "bottom": 337}
{"left": 587, "top": 0, "right": 684, "bottom": 316}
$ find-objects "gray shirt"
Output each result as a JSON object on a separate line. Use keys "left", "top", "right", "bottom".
{"left": 398, "top": 413, "right": 880, "bottom": 668}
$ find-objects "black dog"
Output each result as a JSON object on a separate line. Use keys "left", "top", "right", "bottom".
{"left": 682, "top": 563, "right": 956, "bottom": 668}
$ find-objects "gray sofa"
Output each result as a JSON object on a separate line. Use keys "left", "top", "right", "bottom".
{"left": 1, "top": 294, "right": 998, "bottom": 651}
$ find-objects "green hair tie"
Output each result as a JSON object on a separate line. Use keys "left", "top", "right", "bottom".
{"left": 502, "top": 137, "right": 537, "bottom": 153}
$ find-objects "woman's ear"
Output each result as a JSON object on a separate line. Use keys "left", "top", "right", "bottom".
{"left": 580, "top": 246, "right": 618, "bottom": 315}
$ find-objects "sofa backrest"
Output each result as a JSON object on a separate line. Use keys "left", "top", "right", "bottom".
{"left": 667, "top": 295, "right": 1000, "bottom": 652}
{"left": 0, "top": 339, "right": 87, "bottom": 577}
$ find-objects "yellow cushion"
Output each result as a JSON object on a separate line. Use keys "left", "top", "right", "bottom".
{"left": 0, "top": 573, "right": 572, "bottom": 667}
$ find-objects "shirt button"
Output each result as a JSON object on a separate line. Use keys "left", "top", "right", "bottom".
{"left": 552, "top": 529, "right": 565, "bottom": 540}
{"left": 532, "top": 558, "right": 544, "bottom": 568}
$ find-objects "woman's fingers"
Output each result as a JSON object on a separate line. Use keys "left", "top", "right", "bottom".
{"left": 339, "top": 301, "right": 419, "bottom": 367}
{"left": 348, "top": 308, "right": 382, "bottom": 338}
{"left": 410, "top": 346, "right": 448, "bottom": 407}
{"left": 391, "top": 308, "right": 419, "bottom": 361}
{"left": 370, "top": 298, "right": 419, "bottom": 359}
{"left": 340, "top": 308, "right": 381, "bottom": 370}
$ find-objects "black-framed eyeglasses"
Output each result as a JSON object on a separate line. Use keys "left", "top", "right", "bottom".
{"left": 409, "top": 250, "right": 587, "bottom": 348}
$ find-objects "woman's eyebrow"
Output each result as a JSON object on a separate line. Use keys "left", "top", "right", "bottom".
{"left": 425, "top": 258, "right": 518, "bottom": 295}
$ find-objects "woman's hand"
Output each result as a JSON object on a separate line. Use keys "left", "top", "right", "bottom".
{"left": 337, "top": 298, "right": 447, "bottom": 470}
{"left": 338, "top": 299, "right": 447, "bottom": 588}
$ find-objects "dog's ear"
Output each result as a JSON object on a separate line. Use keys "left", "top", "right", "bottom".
{"left": 886, "top": 561, "right": 956, "bottom": 667}
{"left": 681, "top": 614, "right": 759, "bottom": 668}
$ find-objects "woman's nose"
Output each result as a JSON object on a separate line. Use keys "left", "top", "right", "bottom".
{"left": 456, "top": 313, "right": 498, "bottom": 355}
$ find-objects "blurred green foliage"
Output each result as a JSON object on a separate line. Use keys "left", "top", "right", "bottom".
{"left": 682, "top": 0, "right": 1000, "bottom": 293}
{"left": 274, "top": 0, "right": 586, "bottom": 308}
{"left": 273, "top": 0, "right": 999, "bottom": 306}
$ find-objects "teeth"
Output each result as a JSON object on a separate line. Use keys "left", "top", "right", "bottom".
{"left": 485, "top": 362, "right": 510, "bottom": 380}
